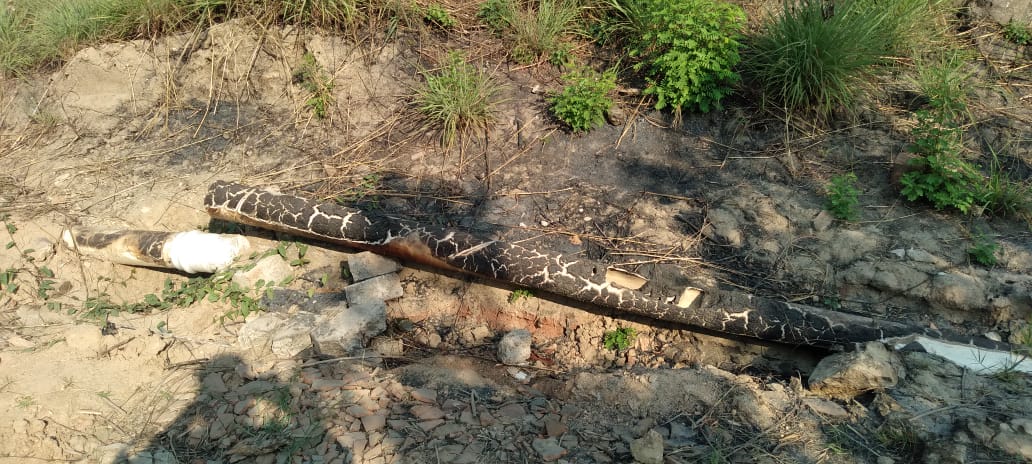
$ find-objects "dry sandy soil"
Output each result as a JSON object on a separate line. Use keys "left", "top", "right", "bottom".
{"left": 1, "top": 1, "right": 1032, "bottom": 463}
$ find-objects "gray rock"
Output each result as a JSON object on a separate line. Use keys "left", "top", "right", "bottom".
{"left": 532, "top": 437, "right": 567, "bottom": 461}
{"left": 237, "top": 313, "right": 286, "bottom": 350}
{"left": 497, "top": 329, "right": 533, "bottom": 365}
{"left": 347, "top": 252, "right": 401, "bottom": 282}
{"left": 809, "top": 342, "right": 903, "bottom": 400}
{"left": 369, "top": 337, "right": 404, "bottom": 357}
{"left": 270, "top": 312, "right": 317, "bottom": 357}
{"left": 410, "top": 405, "right": 445, "bottom": 420}
{"left": 803, "top": 397, "right": 850, "bottom": 419}
{"left": 995, "top": 420, "right": 1032, "bottom": 459}
{"left": 630, "top": 429, "right": 664, "bottom": 464}
{"left": 345, "top": 273, "right": 403, "bottom": 306}
{"left": 812, "top": 210, "right": 834, "bottom": 233}
{"left": 606, "top": 105, "right": 628, "bottom": 126}
{"left": 906, "top": 248, "right": 947, "bottom": 267}
{"left": 232, "top": 255, "right": 294, "bottom": 289}
{"left": 970, "top": 0, "right": 1032, "bottom": 26}
{"left": 201, "top": 373, "right": 229, "bottom": 394}
{"left": 311, "top": 302, "right": 387, "bottom": 356}
{"left": 929, "top": 272, "right": 988, "bottom": 312}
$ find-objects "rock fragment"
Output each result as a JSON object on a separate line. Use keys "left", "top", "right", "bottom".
{"left": 311, "top": 301, "right": 387, "bottom": 356}
{"left": 809, "top": 342, "right": 903, "bottom": 400}
{"left": 232, "top": 255, "right": 293, "bottom": 289}
{"left": 630, "top": 429, "right": 664, "bottom": 464}
{"left": 497, "top": 329, "right": 533, "bottom": 365}
{"left": 347, "top": 252, "right": 402, "bottom": 282}
{"left": 345, "top": 273, "right": 403, "bottom": 306}
{"left": 532, "top": 437, "right": 567, "bottom": 461}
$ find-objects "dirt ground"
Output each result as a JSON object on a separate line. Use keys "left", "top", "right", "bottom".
{"left": 1, "top": 2, "right": 1032, "bottom": 463}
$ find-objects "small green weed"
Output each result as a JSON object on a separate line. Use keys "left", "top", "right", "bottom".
{"left": 1003, "top": 20, "right": 1032, "bottom": 45}
{"left": 622, "top": 0, "right": 745, "bottom": 116}
{"left": 967, "top": 233, "right": 999, "bottom": 267}
{"left": 293, "top": 52, "right": 334, "bottom": 119}
{"left": 899, "top": 111, "right": 981, "bottom": 213}
{"left": 912, "top": 50, "right": 972, "bottom": 123}
{"left": 603, "top": 327, "right": 636, "bottom": 351}
{"left": 549, "top": 66, "right": 617, "bottom": 132}
{"left": 424, "top": 4, "right": 456, "bottom": 29}
{"left": 335, "top": 173, "right": 382, "bottom": 206}
{"left": 507, "top": 288, "right": 533, "bottom": 303}
{"left": 825, "top": 173, "right": 861, "bottom": 221}
{"left": 977, "top": 148, "right": 1032, "bottom": 220}
{"left": 16, "top": 395, "right": 35, "bottom": 409}
{"left": 478, "top": 0, "right": 512, "bottom": 32}
{"left": 2, "top": 214, "right": 58, "bottom": 306}
{"left": 416, "top": 51, "right": 501, "bottom": 147}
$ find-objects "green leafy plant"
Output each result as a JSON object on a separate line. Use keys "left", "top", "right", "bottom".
{"left": 743, "top": 0, "right": 895, "bottom": 119}
{"left": 603, "top": 327, "right": 636, "bottom": 351}
{"left": 293, "top": 52, "right": 334, "bottom": 119}
{"left": 424, "top": 4, "right": 456, "bottom": 29}
{"left": 549, "top": 66, "right": 617, "bottom": 132}
{"left": 618, "top": 0, "right": 745, "bottom": 116}
{"left": 507, "top": 288, "right": 534, "bottom": 303}
{"left": 478, "top": 0, "right": 513, "bottom": 32}
{"left": 825, "top": 173, "right": 861, "bottom": 221}
{"left": 416, "top": 51, "right": 501, "bottom": 147}
{"left": 967, "top": 233, "right": 999, "bottom": 267}
{"left": 1003, "top": 20, "right": 1032, "bottom": 45}
{"left": 899, "top": 111, "right": 982, "bottom": 213}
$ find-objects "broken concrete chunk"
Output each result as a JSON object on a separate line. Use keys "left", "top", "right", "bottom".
{"left": 345, "top": 273, "right": 403, "bottom": 306}
{"left": 808, "top": 342, "right": 903, "bottom": 400}
{"left": 347, "top": 251, "right": 402, "bottom": 282}
{"left": 630, "top": 429, "right": 664, "bottom": 464}
{"left": 270, "top": 312, "right": 317, "bottom": 357}
{"left": 311, "top": 301, "right": 387, "bottom": 356}
{"left": 237, "top": 313, "right": 287, "bottom": 350}
{"left": 497, "top": 329, "right": 533, "bottom": 365}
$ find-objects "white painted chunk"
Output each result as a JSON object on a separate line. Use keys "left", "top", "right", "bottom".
{"left": 164, "top": 230, "right": 250, "bottom": 273}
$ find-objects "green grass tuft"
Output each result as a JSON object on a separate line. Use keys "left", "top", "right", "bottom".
{"left": 416, "top": 51, "right": 501, "bottom": 147}
{"left": 508, "top": 0, "right": 581, "bottom": 64}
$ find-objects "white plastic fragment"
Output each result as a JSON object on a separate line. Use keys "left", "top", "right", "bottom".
{"left": 888, "top": 335, "right": 1032, "bottom": 374}
{"left": 164, "top": 230, "right": 250, "bottom": 273}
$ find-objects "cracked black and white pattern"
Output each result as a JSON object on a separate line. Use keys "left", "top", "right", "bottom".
{"left": 205, "top": 181, "right": 990, "bottom": 350}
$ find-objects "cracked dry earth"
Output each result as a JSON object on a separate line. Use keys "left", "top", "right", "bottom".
{"left": 3, "top": 4, "right": 1032, "bottom": 464}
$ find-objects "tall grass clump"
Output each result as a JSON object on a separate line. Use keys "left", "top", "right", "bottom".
{"left": 743, "top": 0, "right": 896, "bottom": 119}
{"left": 607, "top": 0, "right": 745, "bottom": 116}
{"left": 416, "top": 51, "right": 501, "bottom": 147}
{"left": 911, "top": 50, "right": 973, "bottom": 123}
{"left": 509, "top": 0, "right": 581, "bottom": 64}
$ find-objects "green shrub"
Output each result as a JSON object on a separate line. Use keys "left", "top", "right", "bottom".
{"left": 825, "top": 173, "right": 861, "bottom": 221}
{"left": 1003, "top": 20, "right": 1032, "bottom": 45}
{"left": 424, "top": 4, "right": 456, "bottom": 29}
{"left": 899, "top": 111, "right": 982, "bottom": 213}
{"left": 416, "top": 51, "right": 501, "bottom": 147}
{"left": 617, "top": 0, "right": 744, "bottom": 115}
{"left": 743, "top": 0, "right": 895, "bottom": 118}
{"left": 549, "top": 66, "right": 616, "bottom": 132}
{"left": 603, "top": 327, "right": 636, "bottom": 351}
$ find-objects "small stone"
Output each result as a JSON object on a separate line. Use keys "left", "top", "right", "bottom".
{"left": 877, "top": 457, "right": 895, "bottom": 464}
{"left": 497, "top": 329, "right": 533, "bottom": 365}
{"left": 803, "top": 398, "right": 850, "bottom": 419}
{"left": 345, "top": 273, "right": 404, "bottom": 306}
{"left": 411, "top": 388, "right": 438, "bottom": 404}
{"left": 630, "top": 429, "right": 664, "bottom": 464}
{"left": 532, "top": 437, "right": 567, "bottom": 461}
{"left": 270, "top": 311, "right": 317, "bottom": 357}
{"left": 6, "top": 335, "right": 34, "bottom": 349}
{"left": 336, "top": 432, "right": 368, "bottom": 457}
{"left": 362, "top": 413, "right": 387, "bottom": 433}
{"left": 202, "top": 373, "right": 229, "bottom": 394}
{"left": 347, "top": 405, "right": 373, "bottom": 418}
{"left": 410, "top": 405, "right": 445, "bottom": 420}
{"left": 232, "top": 255, "right": 294, "bottom": 289}
{"left": 417, "top": 419, "right": 445, "bottom": 432}
{"left": 311, "top": 301, "right": 387, "bottom": 356}
{"left": 606, "top": 105, "right": 627, "bottom": 126}
{"left": 347, "top": 252, "right": 402, "bottom": 282}
{"left": 544, "top": 418, "right": 569, "bottom": 437}
{"left": 370, "top": 337, "right": 404, "bottom": 357}
{"left": 812, "top": 210, "right": 834, "bottom": 232}
{"left": 312, "top": 379, "right": 344, "bottom": 391}
{"left": 471, "top": 326, "right": 492, "bottom": 342}
{"left": 496, "top": 404, "right": 526, "bottom": 422}
{"left": 479, "top": 411, "right": 496, "bottom": 426}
